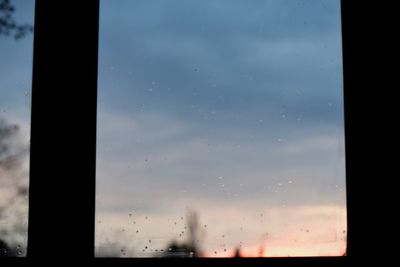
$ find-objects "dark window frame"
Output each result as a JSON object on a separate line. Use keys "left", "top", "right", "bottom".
{"left": 1, "top": 0, "right": 362, "bottom": 265}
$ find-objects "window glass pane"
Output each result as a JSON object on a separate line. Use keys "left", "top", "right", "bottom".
{"left": 0, "top": 0, "right": 34, "bottom": 257}
{"left": 96, "top": 0, "right": 346, "bottom": 257}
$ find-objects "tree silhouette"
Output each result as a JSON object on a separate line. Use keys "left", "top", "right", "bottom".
{"left": 0, "top": 117, "right": 29, "bottom": 257}
{"left": 0, "top": 0, "right": 33, "bottom": 39}
{"left": 161, "top": 210, "right": 204, "bottom": 258}
{"left": 0, "top": 0, "right": 33, "bottom": 256}
{"left": 0, "top": 239, "right": 15, "bottom": 257}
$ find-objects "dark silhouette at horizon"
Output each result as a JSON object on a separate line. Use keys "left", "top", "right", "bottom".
{"left": 161, "top": 210, "right": 203, "bottom": 257}
{"left": 0, "top": 239, "right": 15, "bottom": 257}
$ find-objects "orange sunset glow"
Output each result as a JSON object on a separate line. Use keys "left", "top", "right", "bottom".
{"left": 96, "top": 204, "right": 347, "bottom": 257}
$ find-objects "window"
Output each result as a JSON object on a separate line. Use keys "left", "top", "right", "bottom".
{"left": 1, "top": 0, "right": 362, "bottom": 265}
{"left": 0, "top": 0, "right": 34, "bottom": 257}
{"left": 96, "top": 0, "right": 346, "bottom": 258}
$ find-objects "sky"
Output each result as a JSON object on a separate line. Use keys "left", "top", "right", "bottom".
{"left": 0, "top": 0, "right": 34, "bottom": 125}
{"left": 96, "top": 0, "right": 347, "bottom": 257}
{"left": 0, "top": 0, "right": 347, "bottom": 258}
{"left": 0, "top": 0, "right": 34, "bottom": 254}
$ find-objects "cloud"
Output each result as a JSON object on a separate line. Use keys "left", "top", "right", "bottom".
{"left": 96, "top": 203, "right": 347, "bottom": 257}
{"left": 96, "top": 109, "right": 346, "bottom": 214}
{"left": 95, "top": 0, "right": 346, "bottom": 256}
{"left": 98, "top": 0, "right": 344, "bottom": 126}
{"left": 278, "top": 134, "right": 345, "bottom": 156}
{"left": 0, "top": 0, "right": 34, "bottom": 253}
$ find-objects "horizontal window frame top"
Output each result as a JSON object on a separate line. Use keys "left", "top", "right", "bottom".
{"left": 1, "top": 0, "right": 363, "bottom": 265}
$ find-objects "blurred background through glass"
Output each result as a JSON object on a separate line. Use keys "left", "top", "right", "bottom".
{"left": 96, "top": 0, "right": 347, "bottom": 257}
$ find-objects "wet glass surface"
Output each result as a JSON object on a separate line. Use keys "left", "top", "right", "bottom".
{"left": 0, "top": 0, "right": 34, "bottom": 257}
{"left": 96, "top": 0, "right": 346, "bottom": 257}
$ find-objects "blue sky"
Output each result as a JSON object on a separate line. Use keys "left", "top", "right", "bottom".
{"left": 95, "top": 0, "right": 346, "bottom": 257}
{"left": 0, "top": 0, "right": 34, "bottom": 253}
{"left": 0, "top": 0, "right": 34, "bottom": 123}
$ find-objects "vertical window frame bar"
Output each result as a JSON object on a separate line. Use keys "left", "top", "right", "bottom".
{"left": 27, "top": 0, "right": 99, "bottom": 259}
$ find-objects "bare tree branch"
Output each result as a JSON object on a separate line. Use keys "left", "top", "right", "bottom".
{"left": 0, "top": 0, "right": 33, "bottom": 39}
